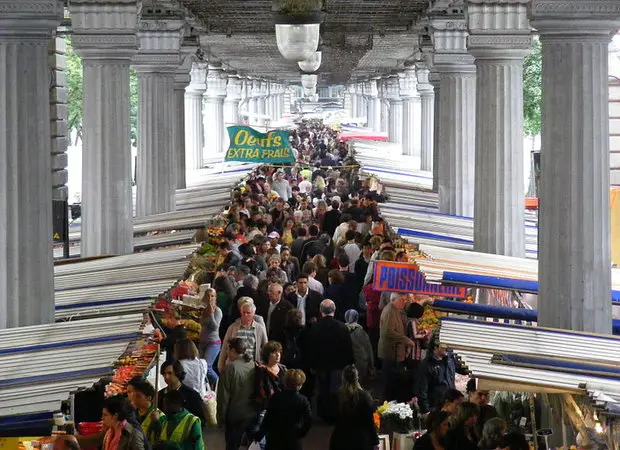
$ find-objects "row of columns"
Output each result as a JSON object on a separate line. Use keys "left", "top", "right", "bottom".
{"left": 184, "top": 67, "right": 287, "bottom": 170}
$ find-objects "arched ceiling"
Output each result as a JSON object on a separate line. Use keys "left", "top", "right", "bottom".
{"left": 177, "top": 0, "right": 430, "bottom": 84}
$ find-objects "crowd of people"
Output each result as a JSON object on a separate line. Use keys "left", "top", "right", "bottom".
{"left": 63, "top": 122, "right": 530, "bottom": 450}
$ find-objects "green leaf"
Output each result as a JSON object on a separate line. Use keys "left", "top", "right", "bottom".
{"left": 523, "top": 37, "right": 542, "bottom": 137}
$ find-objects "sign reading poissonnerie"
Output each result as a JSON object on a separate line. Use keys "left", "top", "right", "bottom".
{"left": 225, "top": 126, "right": 294, "bottom": 163}
{"left": 373, "top": 261, "right": 467, "bottom": 298}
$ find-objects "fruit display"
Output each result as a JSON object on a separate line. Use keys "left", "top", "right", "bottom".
{"left": 105, "top": 340, "right": 159, "bottom": 397}
{"left": 416, "top": 304, "right": 446, "bottom": 331}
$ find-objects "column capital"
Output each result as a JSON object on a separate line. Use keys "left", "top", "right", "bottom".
{"left": 69, "top": 0, "right": 138, "bottom": 59}
{"left": 415, "top": 64, "right": 434, "bottom": 95}
{"left": 225, "top": 74, "right": 243, "bottom": 101}
{"left": 529, "top": 0, "right": 620, "bottom": 37}
{"left": 466, "top": 0, "right": 533, "bottom": 57}
{"left": 385, "top": 76, "right": 401, "bottom": 101}
{"left": 399, "top": 66, "right": 419, "bottom": 99}
{"left": 133, "top": 18, "right": 184, "bottom": 72}
{"left": 205, "top": 63, "right": 227, "bottom": 99}
{"left": 0, "top": 0, "right": 63, "bottom": 40}
{"left": 174, "top": 46, "right": 198, "bottom": 88}
{"left": 186, "top": 61, "right": 207, "bottom": 94}
{"left": 363, "top": 78, "right": 379, "bottom": 98}
{"left": 429, "top": 17, "right": 475, "bottom": 70}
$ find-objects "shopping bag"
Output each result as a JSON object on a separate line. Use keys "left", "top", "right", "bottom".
{"left": 202, "top": 380, "right": 218, "bottom": 427}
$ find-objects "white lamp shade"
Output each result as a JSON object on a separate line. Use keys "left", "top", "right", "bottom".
{"left": 303, "top": 86, "right": 316, "bottom": 97}
{"left": 301, "top": 74, "right": 318, "bottom": 89}
{"left": 298, "top": 51, "right": 322, "bottom": 73}
{"left": 275, "top": 23, "right": 320, "bottom": 62}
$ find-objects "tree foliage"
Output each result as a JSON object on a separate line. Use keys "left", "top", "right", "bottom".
{"left": 65, "top": 36, "right": 138, "bottom": 144}
{"left": 523, "top": 37, "right": 542, "bottom": 136}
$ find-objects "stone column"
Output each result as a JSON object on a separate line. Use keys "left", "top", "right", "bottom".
{"left": 431, "top": 18, "right": 477, "bottom": 217}
{"left": 356, "top": 81, "right": 367, "bottom": 120}
{"left": 467, "top": 0, "right": 531, "bottom": 257}
{"left": 348, "top": 84, "right": 357, "bottom": 119}
{"left": 530, "top": 0, "right": 620, "bottom": 334}
{"left": 248, "top": 79, "right": 259, "bottom": 125}
{"left": 364, "top": 78, "right": 381, "bottom": 132}
{"left": 69, "top": 1, "right": 137, "bottom": 256}
{"left": 417, "top": 63, "right": 435, "bottom": 172}
{"left": 49, "top": 37, "right": 69, "bottom": 204}
{"left": 378, "top": 78, "right": 390, "bottom": 133}
{"left": 400, "top": 63, "right": 418, "bottom": 157}
{"left": 203, "top": 62, "right": 227, "bottom": 156}
{"left": 184, "top": 61, "right": 206, "bottom": 170}
{"left": 224, "top": 73, "right": 242, "bottom": 127}
{"left": 0, "top": 0, "right": 62, "bottom": 328}
{"left": 386, "top": 76, "right": 403, "bottom": 144}
{"left": 173, "top": 49, "right": 195, "bottom": 191}
{"left": 133, "top": 18, "right": 183, "bottom": 217}
{"left": 257, "top": 80, "right": 267, "bottom": 126}
{"left": 431, "top": 74, "right": 441, "bottom": 191}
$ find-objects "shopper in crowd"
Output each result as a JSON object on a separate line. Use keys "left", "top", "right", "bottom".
{"left": 311, "top": 254, "right": 330, "bottom": 289}
{"left": 343, "top": 309, "right": 374, "bottom": 385}
{"left": 157, "top": 361, "right": 205, "bottom": 427}
{"left": 218, "top": 241, "right": 240, "bottom": 268}
{"left": 498, "top": 431, "right": 529, "bottom": 450}
{"left": 328, "top": 365, "right": 379, "bottom": 450}
{"left": 213, "top": 264, "right": 237, "bottom": 319}
{"left": 478, "top": 417, "right": 508, "bottom": 450}
{"left": 217, "top": 338, "right": 258, "bottom": 450}
{"left": 378, "top": 292, "right": 414, "bottom": 401}
{"left": 219, "top": 297, "right": 268, "bottom": 373}
{"left": 161, "top": 326, "right": 188, "bottom": 364}
{"left": 126, "top": 378, "right": 162, "bottom": 447}
{"left": 198, "top": 287, "right": 222, "bottom": 386}
{"left": 416, "top": 330, "right": 466, "bottom": 414}
{"left": 326, "top": 269, "right": 349, "bottom": 320}
{"left": 257, "top": 282, "right": 293, "bottom": 337}
{"left": 447, "top": 402, "right": 481, "bottom": 450}
{"left": 322, "top": 200, "right": 341, "bottom": 237}
{"left": 301, "top": 261, "right": 324, "bottom": 295}
{"left": 100, "top": 396, "right": 145, "bottom": 450}
{"left": 254, "top": 369, "right": 312, "bottom": 450}
{"left": 173, "top": 339, "right": 209, "bottom": 399}
{"left": 154, "top": 389, "right": 203, "bottom": 450}
{"left": 413, "top": 410, "right": 451, "bottom": 450}
{"left": 305, "top": 299, "right": 355, "bottom": 424}
{"left": 342, "top": 231, "right": 361, "bottom": 272}
{"left": 440, "top": 389, "right": 465, "bottom": 416}
{"left": 279, "top": 246, "right": 297, "bottom": 281}
{"left": 290, "top": 227, "right": 307, "bottom": 261}
{"left": 467, "top": 378, "right": 499, "bottom": 438}
{"left": 291, "top": 273, "right": 322, "bottom": 325}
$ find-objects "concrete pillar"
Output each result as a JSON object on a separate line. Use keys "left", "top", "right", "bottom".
{"left": 386, "top": 76, "right": 403, "bottom": 144}
{"left": 257, "top": 80, "right": 267, "bottom": 124}
{"left": 378, "top": 78, "right": 390, "bottom": 133}
{"left": 203, "top": 62, "right": 227, "bottom": 156}
{"left": 283, "top": 86, "right": 292, "bottom": 114}
{"left": 224, "top": 74, "right": 242, "bottom": 127}
{"left": 364, "top": 78, "right": 381, "bottom": 132}
{"left": 431, "top": 75, "right": 441, "bottom": 191}
{"left": 133, "top": 17, "right": 183, "bottom": 216}
{"left": 431, "top": 18, "right": 476, "bottom": 217}
{"left": 530, "top": 0, "right": 620, "bottom": 333}
{"left": 348, "top": 84, "right": 357, "bottom": 119}
{"left": 0, "top": 0, "right": 62, "bottom": 328}
{"left": 184, "top": 61, "right": 206, "bottom": 170}
{"left": 356, "top": 81, "right": 367, "bottom": 121}
{"left": 248, "top": 79, "right": 259, "bottom": 125}
{"left": 70, "top": 1, "right": 138, "bottom": 254}
{"left": 173, "top": 50, "right": 195, "bottom": 191}
{"left": 417, "top": 64, "right": 435, "bottom": 172}
{"left": 400, "top": 64, "right": 418, "bottom": 158}
{"left": 49, "top": 37, "right": 69, "bottom": 204}
{"left": 467, "top": 0, "right": 531, "bottom": 257}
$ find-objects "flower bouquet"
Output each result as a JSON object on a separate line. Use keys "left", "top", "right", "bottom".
{"left": 374, "top": 401, "right": 417, "bottom": 435}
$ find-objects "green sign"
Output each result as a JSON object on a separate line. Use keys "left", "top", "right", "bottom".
{"left": 225, "top": 126, "right": 294, "bottom": 163}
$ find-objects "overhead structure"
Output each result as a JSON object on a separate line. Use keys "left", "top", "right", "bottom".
{"left": 298, "top": 51, "right": 322, "bottom": 72}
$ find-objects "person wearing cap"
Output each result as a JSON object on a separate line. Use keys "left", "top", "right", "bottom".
{"left": 267, "top": 231, "right": 281, "bottom": 253}
{"left": 271, "top": 170, "right": 291, "bottom": 201}
{"left": 344, "top": 309, "right": 375, "bottom": 385}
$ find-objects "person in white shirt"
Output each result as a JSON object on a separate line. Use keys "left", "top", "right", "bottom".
{"left": 298, "top": 176, "right": 312, "bottom": 195}
{"left": 271, "top": 170, "right": 292, "bottom": 201}
{"left": 301, "top": 260, "right": 325, "bottom": 295}
{"left": 343, "top": 230, "right": 361, "bottom": 273}
{"left": 174, "top": 338, "right": 209, "bottom": 398}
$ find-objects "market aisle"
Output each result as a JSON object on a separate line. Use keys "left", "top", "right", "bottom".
{"left": 203, "top": 423, "right": 333, "bottom": 448}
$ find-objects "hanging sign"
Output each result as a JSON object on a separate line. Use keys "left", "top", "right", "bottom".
{"left": 373, "top": 261, "right": 467, "bottom": 298}
{"left": 225, "top": 126, "right": 294, "bottom": 163}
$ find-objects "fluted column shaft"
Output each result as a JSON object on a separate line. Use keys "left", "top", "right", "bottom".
{"left": 417, "top": 65, "right": 435, "bottom": 172}
{"left": 431, "top": 77, "right": 441, "bottom": 192}
{"left": 173, "top": 84, "right": 186, "bottom": 189}
{"left": 0, "top": 0, "right": 61, "bottom": 328}
{"left": 203, "top": 64, "right": 227, "bottom": 156}
{"left": 388, "top": 99, "right": 403, "bottom": 144}
{"left": 184, "top": 62, "right": 206, "bottom": 171}
{"left": 437, "top": 70, "right": 476, "bottom": 216}
{"left": 82, "top": 61, "right": 134, "bottom": 253}
{"left": 136, "top": 72, "right": 176, "bottom": 215}
{"left": 531, "top": 1, "right": 620, "bottom": 333}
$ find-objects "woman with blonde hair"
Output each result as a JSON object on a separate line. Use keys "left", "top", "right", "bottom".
{"left": 311, "top": 253, "right": 329, "bottom": 289}
{"left": 173, "top": 338, "right": 209, "bottom": 398}
{"left": 329, "top": 365, "right": 379, "bottom": 450}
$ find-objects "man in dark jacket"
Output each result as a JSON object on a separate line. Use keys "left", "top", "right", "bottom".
{"left": 305, "top": 299, "right": 354, "bottom": 423}
{"left": 158, "top": 361, "right": 206, "bottom": 426}
{"left": 257, "top": 282, "right": 293, "bottom": 338}
{"left": 290, "top": 227, "right": 307, "bottom": 261}
{"left": 322, "top": 200, "right": 341, "bottom": 237}
{"left": 293, "top": 274, "right": 323, "bottom": 325}
{"left": 416, "top": 330, "right": 467, "bottom": 414}
{"left": 299, "top": 224, "right": 321, "bottom": 263}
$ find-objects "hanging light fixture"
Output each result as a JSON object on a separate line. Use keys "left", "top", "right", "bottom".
{"left": 300, "top": 73, "right": 318, "bottom": 90}
{"left": 298, "top": 51, "right": 322, "bottom": 72}
{"left": 304, "top": 86, "right": 316, "bottom": 97}
{"left": 274, "top": 0, "right": 324, "bottom": 62}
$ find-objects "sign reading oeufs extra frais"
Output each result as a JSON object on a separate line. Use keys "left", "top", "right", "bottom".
{"left": 225, "top": 126, "right": 294, "bottom": 164}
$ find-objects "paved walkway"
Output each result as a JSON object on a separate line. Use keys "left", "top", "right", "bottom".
{"left": 203, "top": 422, "right": 333, "bottom": 448}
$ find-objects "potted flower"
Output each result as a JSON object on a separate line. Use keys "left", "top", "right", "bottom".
{"left": 375, "top": 401, "right": 417, "bottom": 439}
